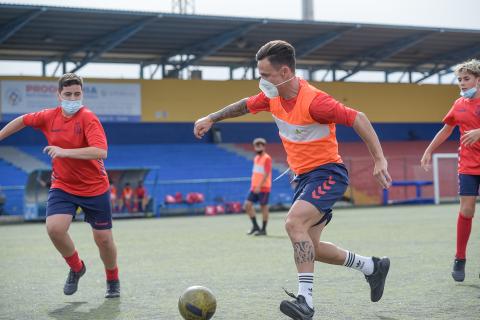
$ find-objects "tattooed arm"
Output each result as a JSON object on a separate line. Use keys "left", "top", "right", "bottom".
{"left": 193, "top": 98, "right": 249, "bottom": 139}
{"left": 209, "top": 98, "right": 249, "bottom": 122}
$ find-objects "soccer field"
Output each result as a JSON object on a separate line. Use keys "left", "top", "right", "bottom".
{"left": 1, "top": 204, "right": 479, "bottom": 320}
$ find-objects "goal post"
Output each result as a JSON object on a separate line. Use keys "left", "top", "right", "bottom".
{"left": 432, "top": 153, "right": 458, "bottom": 205}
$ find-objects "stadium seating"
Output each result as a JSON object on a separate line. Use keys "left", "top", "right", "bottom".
{"left": 235, "top": 141, "right": 459, "bottom": 205}
{"left": 1, "top": 144, "right": 291, "bottom": 216}
{"left": 0, "top": 159, "right": 27, "bottom": 215}
{"left": 1, "top": 140, "right": 459, "bottom": 215}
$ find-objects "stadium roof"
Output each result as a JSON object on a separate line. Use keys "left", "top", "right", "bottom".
{"left": 1, "top": 3, "right": 479, "bottom": 82}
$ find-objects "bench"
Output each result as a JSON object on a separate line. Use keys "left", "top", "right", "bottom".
{"left": 382, "top": 180, "right": 434, "bottom": 205}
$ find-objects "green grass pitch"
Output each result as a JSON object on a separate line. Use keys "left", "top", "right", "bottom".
{"left": 1, "top": 204, "right": 479, "bottom": 319}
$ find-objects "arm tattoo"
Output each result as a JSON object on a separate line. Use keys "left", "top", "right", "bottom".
{"left": 293, "top": 241, "right": 315, "bottom": 265}
{"left": 209, "top": 98, "right": 249, "bottom": 123}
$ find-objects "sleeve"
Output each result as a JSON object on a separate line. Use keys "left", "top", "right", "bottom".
{"left": 442, "top": 105, "right": 456, "bottom": 126}
{"left": 22, "top": 109, "right": 48, "bottom": 129}
{"left": 309, "top": 94, "right": 358, "bottom": 126}
{"left": 84, "top": 115, "right": 108, "bottom": 150}
{"left": 264, "top": 157, "right": 272, "bottom": 176}
{"left": 246, "top": 92, "right": 270, "bottom": 114}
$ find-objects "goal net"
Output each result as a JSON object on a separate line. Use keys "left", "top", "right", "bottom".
{"left": 432, "top": 153, "right": 459, "bottom": 204}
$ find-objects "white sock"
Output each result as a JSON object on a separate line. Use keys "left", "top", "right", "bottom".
{"left": 297, "top": 273, "right": 314, "bottom": 308}
{"left": 343, "top": 251, "right": 374, "bottom": 275}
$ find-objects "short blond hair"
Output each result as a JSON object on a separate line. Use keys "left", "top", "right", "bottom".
{"left": 453, "top": 59, "right": 480, "bottom": 77}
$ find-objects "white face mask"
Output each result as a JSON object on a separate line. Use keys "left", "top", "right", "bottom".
{"left": 61, "top": 99, "right": 83, "bottom": 115}
{"left": 259, "top": 76, "right": 295, "bottom": 98}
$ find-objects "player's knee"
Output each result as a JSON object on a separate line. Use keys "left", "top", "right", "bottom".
{"left": 46, "top": 224, "right": 67, "bottom": 239}
{"left": 94, "top": 233, "right": 113, "bottom": 248}
{"left": 284, "top": 217, "right": 305, "bottom": 236}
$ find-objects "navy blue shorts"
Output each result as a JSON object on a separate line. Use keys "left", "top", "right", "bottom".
{"left": 458, "top": 174, "right": 480, "bottom": 196}
{"left": 46, "top": 188, "right": 112, "bottom": 230}
{"left": 292, "top": 163, "right": 349, "bottom": 226}
{"left": 247, "top": 191, "right": 270, "bottom": 206}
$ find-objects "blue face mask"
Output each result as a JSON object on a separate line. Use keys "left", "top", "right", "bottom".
{"left": 61, "top": 99, "right": 83, "bottom": 115}
{"left": 460, "top": 87, "right": 477, "bottom": 99}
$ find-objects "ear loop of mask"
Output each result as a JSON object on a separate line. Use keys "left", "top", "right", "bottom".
{"left": 275, "top": 76, "right": 296, "bottom": 87}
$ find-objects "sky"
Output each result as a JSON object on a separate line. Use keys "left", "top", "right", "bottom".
{"left": 0, "top": 0, "right": 479, "bottom": 83}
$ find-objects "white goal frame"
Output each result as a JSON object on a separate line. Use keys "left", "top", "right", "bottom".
{"left": 432, "top": 153, "right": 458, "bottom": 205}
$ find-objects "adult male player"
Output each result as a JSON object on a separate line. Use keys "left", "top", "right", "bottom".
{"left": 245, "top": 137, "right": 272, "bottom": 236}
{"left": 194, "top": 40, "right": 391, "bottom": 319}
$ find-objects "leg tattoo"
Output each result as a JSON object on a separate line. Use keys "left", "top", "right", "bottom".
{"left": 293, "top": 241, "right": 315, "bottom": 265}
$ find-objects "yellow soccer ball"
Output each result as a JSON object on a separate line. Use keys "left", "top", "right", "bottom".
{"left": 178, "top": 286, "right": 217, "bottom": 320}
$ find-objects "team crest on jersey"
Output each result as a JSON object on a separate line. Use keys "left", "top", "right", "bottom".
{"left": 475, "top": 105, "right": 480, "bottom": 117}
{"left": 74, "top": 122, "right": 82, "bottom": 135}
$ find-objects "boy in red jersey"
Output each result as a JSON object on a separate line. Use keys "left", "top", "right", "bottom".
{"left": 421, "top": 59, "right": 480, "bottom": 282}
{"left": 194, "top": 40, "right": 391, "bottom": 320}
{"left": 0, "top": 73, "right": 120, "bottom": 298}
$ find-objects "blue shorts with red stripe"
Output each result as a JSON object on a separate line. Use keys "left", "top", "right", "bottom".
{"left": 292, "top": 163, "right": 349, "bottom": 226}
{"left": 458, "top": 174, "right": 480, "bottom": 196}
{"left": 46, "top": 188, "right": 112, "bottom": 230}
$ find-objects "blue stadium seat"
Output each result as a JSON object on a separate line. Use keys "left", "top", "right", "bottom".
{"left": 0, "top": 159, "right": 27, "bottom": 215}
{"left": 7, "top": 144, "right": 293, "bottom": 215}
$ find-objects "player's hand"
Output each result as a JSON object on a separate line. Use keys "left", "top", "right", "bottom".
{"left": 420, "top": 151, "right": 432, "bottom": 172}
{"left": 373, "top": 157, "right": 392, "bottom": 189}
{"left": 194, "top": 116, "right": 214, "bottom": 139}
{"left": 461, "top": 129, "right": 480, "bottom": 146}
{"left": 43, "top": 146, "right": 67, "bottom": 159}
{"left": 253, "top": 186, "right": 261, "bottom": 194}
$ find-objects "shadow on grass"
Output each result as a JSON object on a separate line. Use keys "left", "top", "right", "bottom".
{"left": 48, "top": 299, "right": 121, "bottom": 320}
{"left": 263, "top": 235, "right": 289, "bottom": 240}
{"left": 459, "top": 283, "right": 480, "bottom": 298}
{"left": 376, "top": 315, "right": 400, "bottom": 320}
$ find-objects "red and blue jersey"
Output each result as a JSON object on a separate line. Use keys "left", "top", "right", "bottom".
{"left": 23, "top": 106, "right": 109, "bottom": 196}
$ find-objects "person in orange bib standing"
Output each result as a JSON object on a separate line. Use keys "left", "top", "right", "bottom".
{"left": 245, "top": 137, "right": 272, "bottom": 236}
{"left": 194, "top": 40, "right": 392, "bottom": 320}
{"left": 0, "top": 73, "right": 120, "bottom": 298}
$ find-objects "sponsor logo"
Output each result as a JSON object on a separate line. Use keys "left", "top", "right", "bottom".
{"left": 26, "top": 84, "right": 56, "bottom": 94}
{"left": 5, "top": 89, "right": 22, "bottom": 107}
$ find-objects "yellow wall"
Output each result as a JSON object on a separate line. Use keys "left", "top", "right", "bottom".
{"left": 0, "top": 76, "right": 459, "bottom": 123}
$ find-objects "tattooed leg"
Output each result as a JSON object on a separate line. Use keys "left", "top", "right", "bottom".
{"left": 293, "top": 240, "right": 315, "bottom": 269}
{"left": 283, "top": 200, "right": 320, "bottom": 309}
